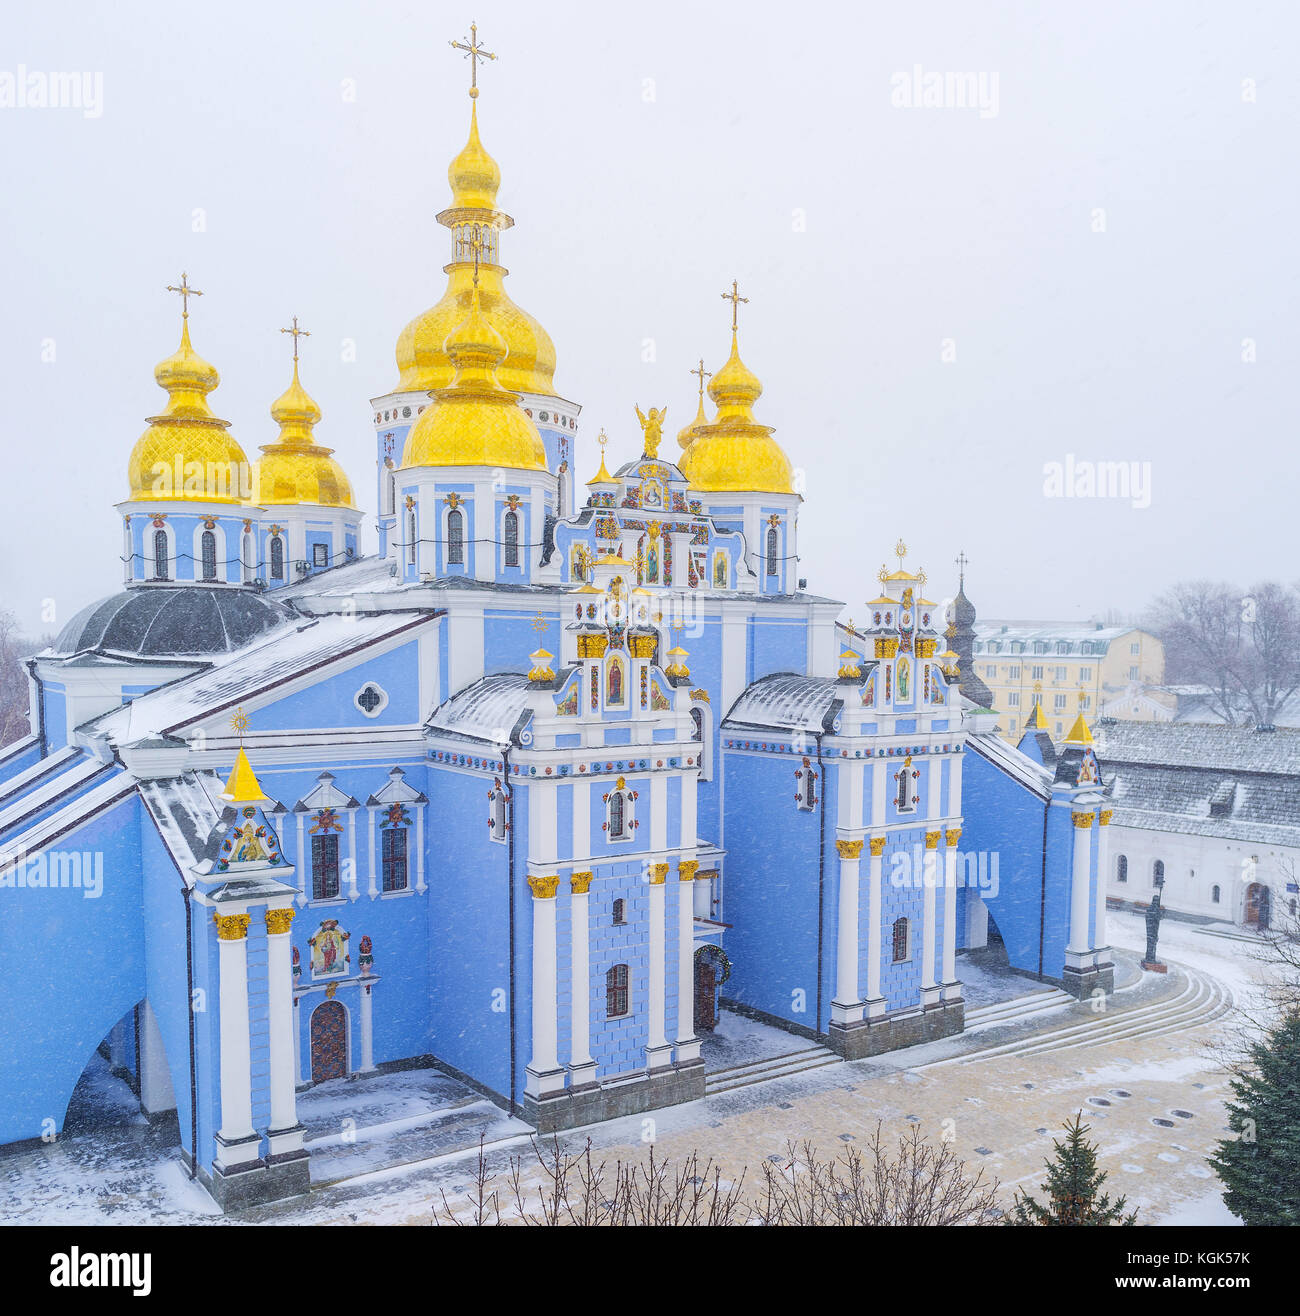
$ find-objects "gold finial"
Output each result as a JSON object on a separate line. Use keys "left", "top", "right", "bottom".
{"left": 894, "top": 538, "right": 908, "bottom": 570}
{"left": 230, "top": 707, "right": 249, "bottom": 743}
{"left": 467, "top": 229, "right": 486, "bottom": 287}
{"left": 528, "top": 647, "right": 555, "bottom": 682}
{"left": 450, "top": 20, "right": 497, "bottom": 99}
{"left": 721, "top": 279, "right": 748, "bottom": 333}
{"left": 166, "top": 272, "right": 203, "bottom": 319}
{"left": 690, "top": 358, "right": 712, "bottom": 400}
{"left": 532, "top": 611, "right": 549, "bottom": 635}
{"left": 280, "top": 316, "right": 310, "bottom": 362}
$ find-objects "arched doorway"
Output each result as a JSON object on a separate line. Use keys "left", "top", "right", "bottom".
{"left": 694, "top": 946, "right": 731, "bottom": 1033}
{"left": 1244, "top": 883, "right": 1271, "bottom": 930}
{"left": 310, "top": 1000, "right": 348, "bottom": 1083}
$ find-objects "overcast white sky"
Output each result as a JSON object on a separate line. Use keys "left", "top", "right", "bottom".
{"left": 2, "top": 0, "right": 1296, "bottom": 638}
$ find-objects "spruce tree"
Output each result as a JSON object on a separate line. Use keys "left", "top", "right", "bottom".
{"left": 1209, "top": 1009, "right": 1300, "bottom": 1225}
{"left": 1006, "top": 1112, "right": 1138, "bottom": 1225}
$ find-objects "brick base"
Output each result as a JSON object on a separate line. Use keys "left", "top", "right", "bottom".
{"left": 205, "top": 1151, "right": 310, "bottom": 1212}
{"left": 827, "top": 999, "right": 966, "bottom": 1061}
{"left": 1061, "top": 960, "right": 1115, "bottom": 999}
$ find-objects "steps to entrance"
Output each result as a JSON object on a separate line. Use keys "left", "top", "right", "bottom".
{"left": 962, "top": 987, "right": 1075, "bottom": 1032}
{"left": 704, "top": 1042, "right": 841, "bottom": 1096}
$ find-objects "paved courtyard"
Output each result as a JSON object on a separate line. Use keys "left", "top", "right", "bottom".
{"left": 0, "top": 909, "right": 1266, "bottom": 1225}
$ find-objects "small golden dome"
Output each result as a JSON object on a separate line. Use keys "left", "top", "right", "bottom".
{"left": 448, "top": 100, "right": 501, "bottom": 211}
{"left": 253, "top": 361, "right": 355, "bottom": 509}
{"left": 126, "top": 316, "right": 250, "bottom": 503}
{"left": 393, "top": 99, "right": 558, "bottom": 398}
{"left": 676, "top": 394, "right": 709, "bottom": 452}
{"left": 680, "top": 332, "right": 794, "bottom": 494}
{"left": 401, "top": 284, "right": 548, "bottom": 472}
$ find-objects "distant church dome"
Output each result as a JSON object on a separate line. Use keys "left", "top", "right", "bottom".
{"left": 125, "top": 310, "right": 250, "bottom": 504}
{"left": 393, "top": 98, "right": 558, "bottom": 398}
{"left": 53, "top": 587, "right": 296, "bottom": 659}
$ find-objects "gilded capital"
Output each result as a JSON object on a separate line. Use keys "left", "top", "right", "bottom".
{"left": 649, "top": 862, "right": 669, "bottom": 885}
{"left": 835, "top": 838, "right": 864, "bottom": 860}
{"left": 1099, "top": 809, "right": 1113, "bottom": 827}
{"left": 678, "top": 860, "right": 700, "bottom": 882}
{"left": 214, "top": 912, "right": 250, "bottom": 941}
{"left": 869, "top": 836, "right": 887, "bottom": 857}
{"left": 528, "top": 874, "right": 559, "bottom": 900}
{"left": 570, "top": 870, "right": 594, "bottom": 895}
{"left": 1072, "top": 812, "right": 1095, "bottom": 829}
{"left": 945, "top": 827, "right": 962, "bottom": 847}
{"left": 265, "top": 907, "right": 295, "bottom": 936}
{"left": 924, "top": 831, "right": 941, "bottom": 850}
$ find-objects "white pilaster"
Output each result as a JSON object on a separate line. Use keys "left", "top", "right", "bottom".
{"left": 264, "top": 908, "right": 305, "bottom": 1157}
{"left": 831, "top": 839, "right": 864, "bottom": 1024}
{"left": 213, "top": 912, "right": 259, "bottom": 1171}
{"left": 524, "top": 875, "right": 565, "bottom": 1097}
{"left": 1067, "top": 811, "right": 1095, "bottom": 960}
{"left": 568, "top": 872, "right": 597, "bottom": 1086}
{"left": 1094, "top": 810, "right": 1112, "bottom": 957}
{"left": 942, "top": 828, "right": 962, "bottom": 1001}
{"left": 675, "top": 861, "right": 700, "bottom": 1062}
{"left": 359, "top": 981, "right": 376, "bottom": 1073}
{"left": 866, "top": 837, "right": 886, "bottom": 1017}
{"left": 645, "top": 864, "right": 671, "bottom": 1068}
{"left": 920, "top": 833, "right": 941, "bottom": 1005}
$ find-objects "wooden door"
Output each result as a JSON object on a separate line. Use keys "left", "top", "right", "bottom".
{"left": 310, "top": 1000, "right": 347, "bottom": 1082}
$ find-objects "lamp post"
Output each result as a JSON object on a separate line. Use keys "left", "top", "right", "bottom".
{"left": 1141, "top": 872, "right": 1168, "bottom": 973}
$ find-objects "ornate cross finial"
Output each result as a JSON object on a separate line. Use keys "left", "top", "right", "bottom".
{"left": 166, "top": 272, "right": 202, "bottom": 318}
{"left": 230, "top": 707, "right": 249, "bottom": 743}
{"left": 532, "top": 611, "right": 549, "bottom": 635}
{"left": 280, "top": 315, "right": 310, "bottom": 362}
{"left": 690, "top": 358, "right": 712, "bottom": 400}
{"left": 467, "top": 229, "right": 486, "bottom": 287}
{"left": 955, "top": 549, "right": 968, "bottom": 588}
{"left": 894, "top": 538, "right": 908, "bottom": 570}
{"left": 721, "top": 279, "right": 748, "bottom": 333}
{"left": 450, "top": 21, "right": 497, "bottom": 98}
{"left": 597, "top": 428, "right": 609, "bottom": 456}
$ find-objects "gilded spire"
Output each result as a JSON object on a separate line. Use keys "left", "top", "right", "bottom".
{"left": 677, "top": 358, "right": 712, "bottom": 452}
{"left": 586, "top": 428, "right": 615, "bottom": 485}
{"left": 679, "top": 282, "right": 794, "bottom": 494}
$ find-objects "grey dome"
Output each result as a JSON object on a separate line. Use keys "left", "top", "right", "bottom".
{"left": 53, "top": 587, "right": 298, "bottom": 659}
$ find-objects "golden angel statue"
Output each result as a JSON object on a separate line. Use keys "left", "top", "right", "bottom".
{"left": 634, "top": 404, "right": 668, "bottom": 458}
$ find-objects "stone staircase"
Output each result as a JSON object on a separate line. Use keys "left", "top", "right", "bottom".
{"left": 961, "top": 986, "right": 1075, "bottom": 1033}
{"left": 705, "top": 1042, "right": 841, "bottom": 1096}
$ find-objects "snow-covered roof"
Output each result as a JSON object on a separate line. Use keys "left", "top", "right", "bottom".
{"left": 427, "top": 673, "right": 534, "bottom": 747}
{"left": 138, "top": 772, "right": 229, "bottom": 873}
{"left": 966, "top": 732, "right": 1053, "bottom": 797}
{"left": 0, "top": 752, "right": 114, "bottom": 841}
{"left": 1093, "top": 721, "right": 1300, "bottom": 776}
{"left": 721, "top": 674, "right": 841, "bottom": 734}
{"left": 973, "top": 621, "right": 1137, "bottom": 653}
{"left": 0, "top": 745, "right": 83, "bottom": 807}
{"left": 0, "top": 772, "right": 137, "bottom": 875}
{"left": 88, "top": 610, "right": 435, "bottom": 746}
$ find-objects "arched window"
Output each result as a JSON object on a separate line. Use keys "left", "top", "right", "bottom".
{"left": 892, "top": 917, "right": 911, "bottom": 963}
{"left": 408, "top": 509, "right": 418, "bottom": 565}
{"left": 1116, "top": 854, "right": 1128, "bottom": 884}
{"left": 605, "top": 963, "right": 630, "bottom": 1018}
{"left": 153, "top": 529, "right": 169, "bottom": 581}
{"left": 447, "top": 508, "right": 464, "bottom": 566}
{"left": 612, "top": 898, "right": 627, "bottom": 925}
{"left": 605, "top": 780, "right": 635, "bottom": 842}
{"left": 504, "top": 509, "right": 519, "bottom": 567}
{"left": 795, "top": 756, "right": 817, "bottom": 811}
{"left": 488, "top": 780, "right": 508, "bottom": 844}
{"left": 381, "top": 826, "right": 408, "bottom": 892}
{"left": 1152, "top": 859, "right": 1165, "bottom": 886}
{"left": 894, "top": 764, "right": 916, "bottom": 813}
{"left": 690, "top": 704, "right": 712, "bottom": 782}
{"left": 609, "top": 790, "right": 625, "bottom": 839}
{"left": 201, "top": 530, "right": 218, "bottom": 581}
{"left": 1211, "top": 884, "right": 1221, "bottom": 904}
{"left": 270, "top": 536, "right": 284, "bottom": 581}
{"left": 766, "top": 526, "right": 778, "bottom": 576}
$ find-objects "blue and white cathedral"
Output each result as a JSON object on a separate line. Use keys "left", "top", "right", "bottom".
{"left": 0, "top": 59, "right": 1115, "bottom": 1209}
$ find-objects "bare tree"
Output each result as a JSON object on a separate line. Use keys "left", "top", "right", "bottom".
{"left": 1148, "top": 581, "right": 1300, "bottom": 727}
{"left": 0, "top": 609, "right": 37, "bottom": 748}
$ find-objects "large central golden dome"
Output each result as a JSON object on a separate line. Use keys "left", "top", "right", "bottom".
{"left": 394, "top": 100, "right": 558, "bottom": 397}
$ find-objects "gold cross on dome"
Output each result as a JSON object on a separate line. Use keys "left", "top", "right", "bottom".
{"left": 690, "top": 358, "right": 712, "bottom": 399}
{"left": 894, "top": 538, "right": 908, "bottom": 570}
{"left": 597, "top": 428, "right": 609, "bottom": 456}
{"left": 280, "top": 315, "right": 310, "bottom": 361}
{"left": 166, "top": 272, "right": 203, "bottom": 318}
{"left": 721, "top": 279, "right": 748, "bottom": 333}
{"left": 450, "top": 21, "right": 497, "bottom": 98}
{"left": 955, "top": 549, "right": 968, "bottom": 585}
{"left": 468, "top": 229, "right": 485, "bottom": 285}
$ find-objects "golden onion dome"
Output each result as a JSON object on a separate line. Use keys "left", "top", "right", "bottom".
{"left": 252, "top": 360, "right": 355, "bottom": 509}
{"left": 676, "top": 394, "right": 710, "bottom": 452}
{"left": 679, "top": 331, "right": 794, "bottom": 494}
{"left": 126, "top": 316, "right": 250, "bottom": 503}
{"left": 401, "top": 283, "right": 549, "bottom": 471}
{"left": 393, "top": 99, "right": 558, "bottom": 397}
